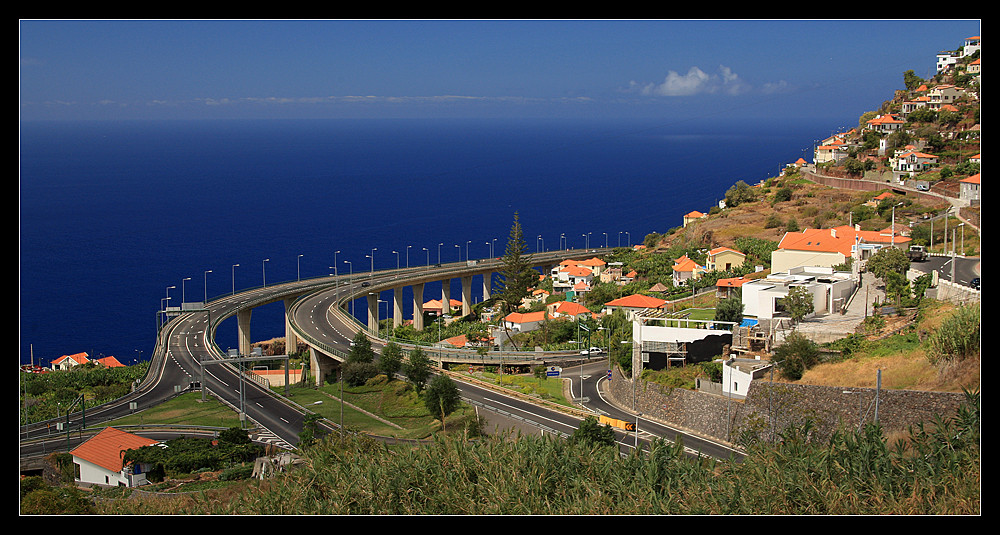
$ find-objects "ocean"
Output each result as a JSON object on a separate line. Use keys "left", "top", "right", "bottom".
{"left": 19, "top": 116, "right": 836, "bottom": 366}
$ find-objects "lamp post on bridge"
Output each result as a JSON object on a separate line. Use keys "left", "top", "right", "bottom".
{"left": 204, "top": 270, "right": 212, "bottom": 303}
{"left": 231, "top": 264, "right": 239, "bottom": 295}
{"left": 262, "top": 258, "right": 269, "bottom": 288}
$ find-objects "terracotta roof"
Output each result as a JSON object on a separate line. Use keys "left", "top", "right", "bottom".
{"left": 717, "top": 277, "right": 752, "bottom": 288}
{"left": 505, "top": 311, "right": 548, "bottom": 324}
{"left": 778, "top": 226, "right": 911, "bottom": 256}
{"left": 577, "top": 257, "right": 606, "bottom": 267}
{"left": 560, "top": 265, "right": 593, "bottom": 277}
{"left": 867, "top": 114, "right": 903, "bottom": 125}
{"left": 708, "top": 246, "right": 744, "bottom": 257}
{"left": 553, "top": 301, "right": 591, "bottom": 316}
{"left": 898, "top": 151, "right": 938, "bottom": 160}
{"left": 94, "top": 356, "right": 125, "bottom": 368}
{"left": 672, "top": 255, "right": 704, "bottom": 273}
{"left": 604, "top": 294, "right": 667, "bottom": 309}
{"left": 961, "top": 173, "right": 980, "bottom": 185}
{"left": 52, "top": 352, "right": 89, "bottom": 366}
{"left": 71, "top": 427, "right": 160, "bottom": 473}
{"left": 685, "top": 211, "right": 706, "bottom": 218}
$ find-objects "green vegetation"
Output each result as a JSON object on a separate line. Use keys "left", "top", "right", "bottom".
{"left": 122, "top": 428, "right": 263, "bottom": 481}
{"left": 106, "top": 391, "right": 243, "bottom": 428}
{"left": 20, "top": 362, "right": 150, "bottom": 425}
{"left": 92, "top": 391, "right": 980, "bottom": 515}
{"left": 927, "top": 304, "right": 980, "bottom": 365}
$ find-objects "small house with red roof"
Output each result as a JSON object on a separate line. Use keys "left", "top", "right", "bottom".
{"left": 602, "top": 294, "right": 667, "bottom": 320}
{"left": 71, "top": 427, "right": 162, "bottom": 487}
{"left": 705, "top": 247, "right": 746, "bottom": 272}
{"left": 960, "top": 173, "right": 981, "bottom": 204}
{"left": 865, "top": 114, "right": 904, "bottom": 134}
{"left": 771, "top": 225, "right": 910, "bottom": 273}
{"left": 715, "top": 276, "right": 753, "bottom": 299}
{"left": 51, "top": 352, "right": 89, "bottom": 371}
{"left": 503, "top": 310, "right": 549, "bottom": 333}
{"left": 546, "top": 300, "right": 592, "bottom": 320}
{"left": 671, "top": 255, "right": 706, "bottom": 286}
{"left": 683, "top": 211, "right": 707, "bottom": 227}
{"left": 93, "top": 356, "right": 126, "bottom": 368}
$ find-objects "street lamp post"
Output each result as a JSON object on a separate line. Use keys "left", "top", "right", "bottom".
{"left": 181, "top": 277, "right": 191, "bottom": 304}
{"left": 262, "top": 258, "right": 269, "bottom": 288}
{"left": 344, "top": 260, "right": 354, "bottom": 316}
{"left": 423, "top": 247, "right": 430, "bottom": 269}
{"left": 204, "top": 270, "right": 212, "bottom": 303}
{"left": 297, "top": 254, "right": 304, "bottom": 282}
{"left": 232, "top": 264, "right": 239, "bottom": 295}
{"left": 406, "top": 245, "right": 412, "bottom": 268}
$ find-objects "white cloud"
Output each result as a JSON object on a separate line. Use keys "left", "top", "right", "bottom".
{"left": 628, "top": 65, "right": 756, "bottom": 97}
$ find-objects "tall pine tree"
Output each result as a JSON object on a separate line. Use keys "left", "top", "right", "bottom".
{"left": 494, "top": 212, "right": 536, "bottom": 349}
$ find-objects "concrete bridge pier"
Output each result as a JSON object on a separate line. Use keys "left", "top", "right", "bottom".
{"left": 284, "top": 298, "right": 298, "bottom": 354}
{"left": 366, "top": 292, "right": 378, "bottom": 334}
{"left": 309, "top": 346, "right": 341, "bottom": 387}
{"left": 482, "top": 272, "right": 492, "bottom": 301}
{"left": 392, "top": 287, "right": 404, "bottom": 328}
{"left": 461, "top": 275, "right": 473, "bottom": 316}
{"left": 412, "top": 283, "right": 425, "bottom": 330}
{"left": 441, "top": 279, "right": 452, "bottom": 316}
{"left": 237, "top": 309, "right": 252, "bottom": 357}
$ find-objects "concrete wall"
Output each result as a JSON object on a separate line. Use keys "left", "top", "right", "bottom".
{"left": 608, "top": 366, "right": 967, "bottom": 448}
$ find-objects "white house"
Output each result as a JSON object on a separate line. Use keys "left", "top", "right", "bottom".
{"left": 722, "top": 357, "right": 773, "bottom": 399}
{"left": 741, "top": 266, "right": 856, "bottom": 320}
{"left": 960, "top": 173, "right": 980, "bottom": 204}
{"left": 71, "top": 427, "right": 161, "bottom": 488}
{"left": 51, "top": 352, "right": 89, "bottom": 371}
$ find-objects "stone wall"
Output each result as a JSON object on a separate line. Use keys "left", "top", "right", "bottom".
{"left": 608, "top": 366, "right": 968, "bottom": 449}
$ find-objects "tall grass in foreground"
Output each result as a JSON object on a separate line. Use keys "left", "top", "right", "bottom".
{"left": 100, "top": 391, "right": 980, "bottom": 515}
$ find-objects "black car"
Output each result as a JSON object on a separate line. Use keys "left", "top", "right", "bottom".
{"left": 361, "top": 281, "right": 371, "bottom": 287}
{"left": 970, "top": 277, "right": 980, "bottom": 290}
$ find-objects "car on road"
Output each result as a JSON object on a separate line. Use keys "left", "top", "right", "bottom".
{"left": 971, "top": 277, "right": 980, "bottom": 290}
{"left": 361, "top": 281, "right": 371, "bottom": 287}
{"left": 580, "top": 347, "right": 603, "bottom": 355}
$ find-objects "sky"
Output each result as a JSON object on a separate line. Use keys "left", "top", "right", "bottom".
{"left": 19, "top": 19, "right": 982, "bottom": 123}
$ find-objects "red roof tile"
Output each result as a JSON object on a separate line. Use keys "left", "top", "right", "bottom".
{"left": 71, "top": 427, "right": 160, "bottom": 473}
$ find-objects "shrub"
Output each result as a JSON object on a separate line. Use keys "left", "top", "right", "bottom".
{"left": 927, "top": 305, "right": 980, "bottom": 365}
{"left": 773, "top": 332, "right": 820, "bottom": 380}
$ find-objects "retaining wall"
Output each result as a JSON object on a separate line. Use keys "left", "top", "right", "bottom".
{"left": 608, "top": 366, "right": 967, "bottom": 449}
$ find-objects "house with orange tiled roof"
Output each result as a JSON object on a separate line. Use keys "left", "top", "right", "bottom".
{"left": 901, "top": 95, "right": 932, "bottom": 116}
{"left": 968, "top": 57, "right": 980, "bottom": 75}
{"left": 93, "top": 356, "right": 126, "bottom": 368}
{"left": 771, "top": 225, "right": 910, "bottom": 273}
{"left": 546, "top": 300, "right": 592, "bottom": 320}
{"left": 716, "top": 276, "right": 753, "bottom": 299}
{"left": 503, "top": 310, "right": 549, "bottom": 333}
{"left": 865, "top": 114, "right": 904, "bottom": 134}
{"left": 423, "top": 298, "right": 463, "bottom": 316}
{"left": 893, "top": 150, "right": 938, "bottom": 178}
{"left": 705, "top": 247, "right": 746, "bottom": 272}
{"left": 71, "top": 427, "right": 162, "bottom": 487}
{"left": 683, "top": 210, "right": 707, "bottom": 227}
{"left": 814, "top": 138, "right": 850, "bottom": 164}
{"left": 551, "top": 263, "right": 594, "bottom": 293}
{"left": 601, "top": 294, "right": 667, "bottom": 320}
{"left": 51, "top": 352, "right": 89, "bottom": 371}
{"left": 960, "top": 173, "right": 980, "bottom": 203}
{"left": 926, "top": 84, "right": 967, "bottom": 110}
{"left": 671, "top": 255, "right": 706, "bottom": 286}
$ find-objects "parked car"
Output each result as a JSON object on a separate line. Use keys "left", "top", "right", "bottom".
{"left": 971, "top": 277, "right": 980, "bottom": 290}
{"left": 580, "top": 347, "right": 603, "bottom": 355}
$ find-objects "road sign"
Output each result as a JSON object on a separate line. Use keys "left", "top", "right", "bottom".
{"left": 546, "top": 366, "right": 562, "bottom": 377}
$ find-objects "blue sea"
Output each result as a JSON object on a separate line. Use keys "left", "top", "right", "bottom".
{"left": 19, "top": 116, "right": 836, "bottom": 366}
